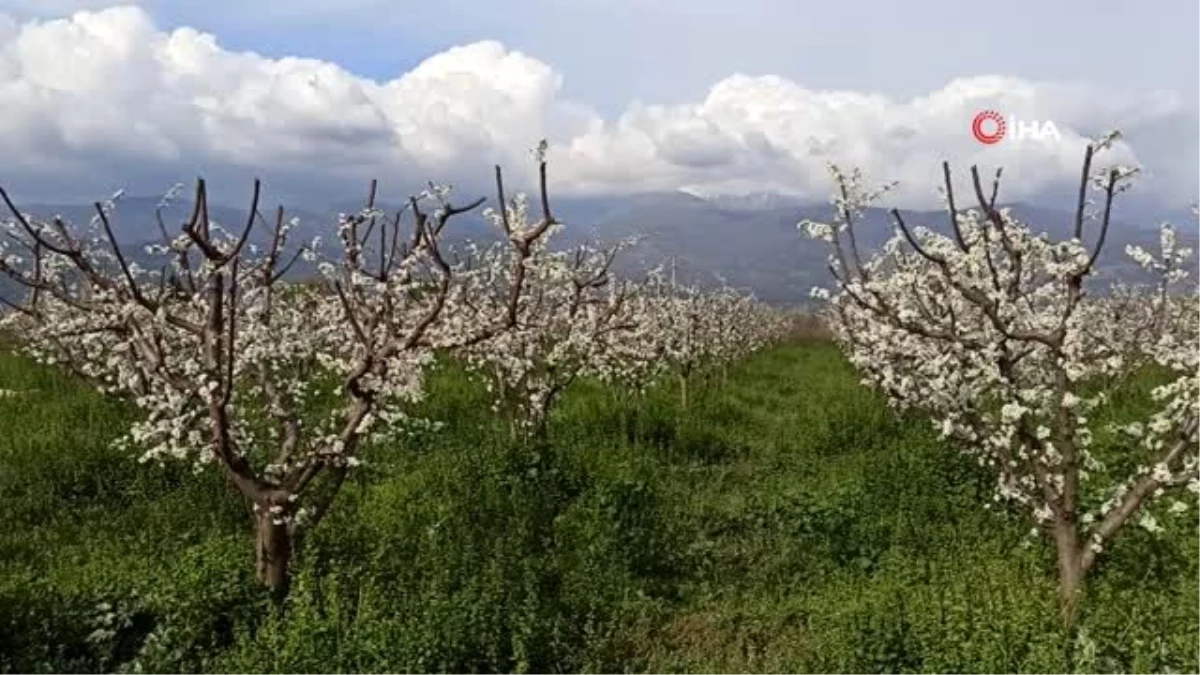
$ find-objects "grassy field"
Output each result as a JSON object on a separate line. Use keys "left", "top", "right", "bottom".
{"left": 0, "top": 340, "right": 1196, "bottom": 673}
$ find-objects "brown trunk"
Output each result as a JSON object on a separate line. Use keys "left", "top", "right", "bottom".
{"left": 255, "top": 511, "right": 293, "bottom": 601}
{"left": 533, "top": 389, "right": 558, "bottom": 441}
{"left": 1053, "top": 519, "right": 1084, "bottom": 627}
{"left": 679, "top": 373, "right": 689, "bottom": 409}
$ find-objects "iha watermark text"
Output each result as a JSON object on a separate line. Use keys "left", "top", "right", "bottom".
{"left": 972, "top": 110, "right": 1061, "bottom": 145}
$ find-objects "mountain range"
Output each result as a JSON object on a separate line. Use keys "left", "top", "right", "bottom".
{"left": 2, "top": 190, "right": 1195, "bottom": 306}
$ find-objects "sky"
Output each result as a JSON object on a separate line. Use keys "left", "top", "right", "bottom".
{"left": 0, "top": 0, "right": 1195, "bottom": 210}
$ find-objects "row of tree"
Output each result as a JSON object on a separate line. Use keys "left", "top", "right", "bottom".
{"left": 0, "top": 148, "right": 789, "bottom": 597}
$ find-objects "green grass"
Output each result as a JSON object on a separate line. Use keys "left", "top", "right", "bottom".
{"left": 0, "top": 341, "right": 1195, "bottom": 673}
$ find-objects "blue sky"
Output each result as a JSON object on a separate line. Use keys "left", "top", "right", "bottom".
{"left": 118, "top": 0, "right": 1200, "bottom": 112}
{"left": 0, "top": 0, "right": 1194, "bottom": 206}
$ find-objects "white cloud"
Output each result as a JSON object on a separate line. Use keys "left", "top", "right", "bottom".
{"left": 556, "top": 74, "right": 1196, "bottom": 207}
{"left": 0, "top": 4, "right": 1193, "bottom": 210}
{"left": 0, "top": 7, "right": 584, "bottom": 201}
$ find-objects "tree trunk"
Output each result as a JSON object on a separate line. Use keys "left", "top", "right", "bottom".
{"left": 255, "top": 510, "right": 294, "bottom": 601}
{"left": 679, "top": 373, "right": 689, "bottom": 409}
{"left": 533, "top": 389, "right": 559, "bottom": 442}
{"left": 1053, "top": 520, "right": 1084, "bottom": 627}
{"left": 533, "top": 414, "right": 550, "bottom": 443}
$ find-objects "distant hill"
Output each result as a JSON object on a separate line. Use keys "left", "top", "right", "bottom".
{"left": 545, "top": 193, "right": 1198, "bottom": 304}
{"left": 1, "top": 190, "right": 1193, "bottom": 307}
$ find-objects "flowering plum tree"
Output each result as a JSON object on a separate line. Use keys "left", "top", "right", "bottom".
{"left": 453, "top": 181, "right": 640, "bottom": 438}
{"left": 0, "top": 160, "right": 554, "bottom": 597}
{"left": 802, "top": 132, "right": 1198, "bottom": 621}
{"left": 644, "top": 276, "right": 786, "bottom": 408}
{"left": 587, "top": 271, "right": 673, "bottom": 398}
{"left": 449, "top": 154, "right": 789, "bottom": 435}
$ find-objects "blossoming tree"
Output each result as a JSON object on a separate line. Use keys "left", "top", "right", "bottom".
{"left": 0, "top": 158, "right": 557, "bottom": 597}
{"left": 643, "top": 276, "right": 786, "bottom": 408}
{"left": 801, "top": 132, "right": 1199, "bottom": 621}
{"left": 453, "top": 182, "right": 641, "bottom": 438}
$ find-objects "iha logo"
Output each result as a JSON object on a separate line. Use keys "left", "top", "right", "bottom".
{"left": 971, "top": 110, "right": 1061, "bottom": 145}
{"left": 971, "top": 110, "right": 1006, "bottom": 144}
